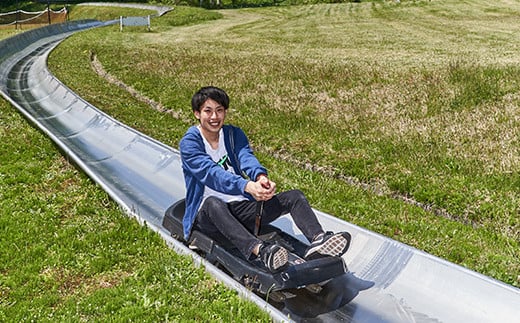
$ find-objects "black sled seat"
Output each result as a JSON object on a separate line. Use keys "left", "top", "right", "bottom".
{"left": 162, "top": 199, "right": 347, "bottom": 299}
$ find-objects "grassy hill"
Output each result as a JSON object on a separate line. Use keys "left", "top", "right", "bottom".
{"left": 1, "top": 0, "right": 519, "bottom": 320}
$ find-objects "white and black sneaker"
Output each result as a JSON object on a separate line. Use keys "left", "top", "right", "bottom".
{"left": 304, "top": 231, "right": 351, "bottom": 260}
{"left": 259, "top": 243, "right": 289, "bottom": 272}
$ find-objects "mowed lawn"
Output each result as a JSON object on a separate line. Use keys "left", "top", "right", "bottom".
{"left": 1, "top": 0, "right": 519, "bottom": 320}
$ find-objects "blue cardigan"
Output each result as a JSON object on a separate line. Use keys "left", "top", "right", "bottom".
{"left": 179, "top": 124, "right": 267, "bottom": 239}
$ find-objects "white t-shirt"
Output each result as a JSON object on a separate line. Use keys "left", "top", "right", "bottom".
{"left": 199, "top": 127, "right": 247, "bottom": 204}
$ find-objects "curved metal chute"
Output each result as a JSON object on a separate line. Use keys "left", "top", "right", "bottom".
{"left": 1, "top": 20, "right": 519, "bottom": 322}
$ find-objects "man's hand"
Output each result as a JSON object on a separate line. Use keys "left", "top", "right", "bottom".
{"left": 245, "top": 175, "right": 276, "bottom": 201}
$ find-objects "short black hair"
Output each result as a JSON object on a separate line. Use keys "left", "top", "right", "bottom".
{"left": 191, "top": 86, "right": 230, "bottom": 112}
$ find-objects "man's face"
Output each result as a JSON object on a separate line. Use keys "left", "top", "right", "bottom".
{"left": 194, "top": 98, "right": 227, "bottom": 137}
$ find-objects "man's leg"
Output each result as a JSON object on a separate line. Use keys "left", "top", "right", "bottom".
{"left": 263, "top": 190, "right": 324, "bottom": 242}
{"left": 195, "top": 197, "right": 261, "bottom": 258}
{"left": 228, "top": 190, "right": 324, "bottom": 240}
{"left": 194, "top": 197, "right": 288, "bottom": 271}
{"left": 261, "top": 190, "right": 352, "bottom": 259}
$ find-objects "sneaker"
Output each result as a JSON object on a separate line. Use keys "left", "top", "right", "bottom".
{"left": 304, "top": 231, "right": 351, "bottom": 260}
{"left": 259, "top": 243, "right": 289, "bottom": 272}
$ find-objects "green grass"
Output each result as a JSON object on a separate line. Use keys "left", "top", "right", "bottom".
{"left": 2, "top": 0, "right": 520, "bottom": 320}
{"left": 69, "top": 6, "right": 157, "bottom": 22}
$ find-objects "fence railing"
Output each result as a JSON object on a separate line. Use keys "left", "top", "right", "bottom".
{"left": 119, "top": 15, "right": 151, "bottom": 32}
{"left": 0, "top": 7, "right": 67, "bottom": 29}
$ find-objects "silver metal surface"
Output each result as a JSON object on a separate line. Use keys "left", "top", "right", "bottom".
{"left": 1, "top": 21, "right": 519, "bottom": 322}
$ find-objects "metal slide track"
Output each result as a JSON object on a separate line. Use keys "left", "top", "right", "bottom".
{"left": 1, "top": 20, "right": 519, "bottom": 323}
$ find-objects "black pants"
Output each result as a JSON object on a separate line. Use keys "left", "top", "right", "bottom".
{"left": 194, "top": 189, "right": 324, "bottom": 259}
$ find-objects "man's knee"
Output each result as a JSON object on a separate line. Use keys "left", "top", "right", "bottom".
{"left": 196, "top": 197, "right": 229, "bottom": 231}
{"left": 203, "top": 196, "right": 227, "bottom": 210}
{"left": 286, "top": 189, "right": 307, "bottom": 202}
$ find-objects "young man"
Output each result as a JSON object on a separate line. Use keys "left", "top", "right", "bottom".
{"left": 180, "top": 86, "right": 351, "bottom": 272}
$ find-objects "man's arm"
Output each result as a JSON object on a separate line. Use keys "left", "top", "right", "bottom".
{"left": 229, "top": 126, "right": 268, "bottom": 181}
